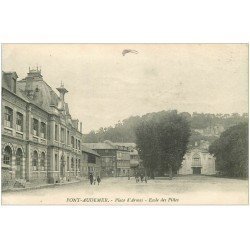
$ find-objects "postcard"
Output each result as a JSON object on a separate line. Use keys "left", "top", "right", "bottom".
{"left": 1, "top": 44, "right": 248, "bottom": 205}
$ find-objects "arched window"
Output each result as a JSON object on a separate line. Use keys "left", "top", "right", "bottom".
{"left": 55, "top": 154, "right": 58, "bottom": 171}
{"left": 32, "top": 150, "right": 38, "bottom": 171}
{"left": 71, "top": 157, "right": 74, "bottom": 170}
{"left": 3, "top": 146, "right": 12, "bottom": 165}
{"left": 192, "top": 154, "right": 201, "bottom": 166}
{"left": 16, "top": 148, "right": 23, "bottom": 166}
{"left": 16, "top": 112, "right": 23, "bottom": 132}
{"left": 41, "top": 152, "right": 46, "bottom": 171}
{"left": 4, "top": 107, "right": 13, "bottom": 128}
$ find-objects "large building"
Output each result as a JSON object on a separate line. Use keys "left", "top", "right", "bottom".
{"left": 178, "top": 141, "right": 216, "bottom": 175}
{"left": 83, "top": 140, "right": 130, "bottom": 177}
{"left": 2, "top": 69, "right": 83, "bottom": 190}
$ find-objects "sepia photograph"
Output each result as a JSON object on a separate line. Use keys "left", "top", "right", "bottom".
{"left": 1, "top": 43, "right": 248, "bottom": 205}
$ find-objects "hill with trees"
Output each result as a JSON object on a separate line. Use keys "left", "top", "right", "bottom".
{"left": 83, "top": 110, "right": 248, "bottom": 147}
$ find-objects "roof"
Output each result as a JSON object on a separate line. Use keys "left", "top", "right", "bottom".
{"left": 82, "top": 142, "right": 116, "bottom": 150}
{"left": 130, "top": 149, "right": 139, "bottom": 155}
{"left": 186, "top": 147, "right": 209, "bottom": 155}
{"left": 114, "top": 142, "right": 136, "bottom": 148}
{"left": 2, "top": 70, "right": 81, "bottom": 131}
{"left": 81, "top": 145, "right": 100, "bottom": 157}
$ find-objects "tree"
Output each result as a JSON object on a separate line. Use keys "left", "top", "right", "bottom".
{"left": 209, "top": 122, "right": 248, "bottom": 178}
{"left": 135, "top": 111, "right": 191, "bottom": 179}
{"left": 156, "top": 112, "right": 191, "bottom": 179}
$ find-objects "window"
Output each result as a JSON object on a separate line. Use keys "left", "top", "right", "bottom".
{"left": 16, "top": 148, "right": 23, "bottom": 166}
{"left": 16, "top": 112, "right": 23, "bottom": 132}
{"left": 32, "top": 150, "right": 38, "bottom": 171}
{"left": 78, "top": 140, "right": 81, "bottom": 150}
{"left": 88, "top": 154, "right": 96, "bottom": 164}
{"left": 33, "top": 118, "right": 39, "bottom": 136}
{"left": 40, "top": 122, "right": 46, "bottom": 139}
{"left": 75, "top": 138, "right": 78, "bottom": 149}
{"left": 75, "top": 159, "right": 78, "bottom": 171}
{"left": 4, "top": 107, "right": 13, "bottom": 128}
{"left": 60, "top": 127, "right": 65, "bottom": 143}
{"left": 40, "top": 152, "right": 45, "bottom": 171}
{"left": 3, "top": 146, "right": 12, "bottom": 165}
{"left": 67, "top": 131, "right": 70, "bottom": 145}
{"left": 55, "top": 124, "right": 58, "bottom": 141}
{"left": 67, "top": 156, "right": 69, "bottom": 171}
{"left": 78, "top": 159, "right": 81, "bottom": 171}
{"left": 71, "top": 157, "right": 74, "bottom": 170}
{"left": 55, "top": 154, "right": 58, "bottom": 171}
{"left": 71, "top": 136, "right": 74, "bottom": 148}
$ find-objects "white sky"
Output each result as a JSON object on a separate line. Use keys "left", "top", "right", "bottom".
{"left": 2, "top": 44, "right": 248, "bottom": 133}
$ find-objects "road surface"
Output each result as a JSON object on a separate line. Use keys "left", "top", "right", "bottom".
{"left": 2, "top": 175, "right": 248, "bottom": 205}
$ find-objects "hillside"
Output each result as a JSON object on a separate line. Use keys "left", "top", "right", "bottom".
{"left": 83, "top": 110, "right": 248, "bottom": 146}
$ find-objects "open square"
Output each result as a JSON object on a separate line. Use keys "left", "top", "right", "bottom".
{"left": 2, "top": 175, "right": 248, "bottom": 205}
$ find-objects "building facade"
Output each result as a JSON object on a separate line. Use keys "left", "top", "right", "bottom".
{"left": 178, "top": 141, "right": 216, "bottom": 175}
{"left": 114, "top": 143, "right": 140, "bottom": 175}
{"left": 81, "top": 145, "right": 101, "bottom": 178}
{"left": 83, "top": 140, "right": 130, "bottom": 177}
{"left": 2, "top": 69, "right": 83, "bottom": 190}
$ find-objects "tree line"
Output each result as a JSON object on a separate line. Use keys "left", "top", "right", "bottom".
{"left": 209, "top": 122, "right": 248, "bottom": 178}
{"left": 83, "top": 111, "right": 248, "bottom": 144}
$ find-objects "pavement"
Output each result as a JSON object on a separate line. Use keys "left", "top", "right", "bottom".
{"left": 2, "top": 179, "right": 83, "bottom": 193}
{"left": 1, "top": 175, "right": 248, "bottom": 205}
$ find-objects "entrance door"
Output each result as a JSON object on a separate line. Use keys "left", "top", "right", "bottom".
{"left": 60, "top": 155, "right": 65, "bottom": 178}
{"left": 192, "top": 167, "right": 201, "bottom": 175}
{"left": 16, "top": 148, "right": 23, "bottom": 179}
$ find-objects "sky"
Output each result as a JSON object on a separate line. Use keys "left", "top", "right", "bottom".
{"left": 2, "top": 44, "right": 248, "bottom": 133}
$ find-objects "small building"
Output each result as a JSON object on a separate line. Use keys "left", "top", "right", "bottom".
{"left": 81, "top": 145, "right": 101, "bottom": 178}
{"left": 114, "top": 143, "right": 140, "bottom": 175}
{"left": 83, "top": 140, "right": 130, "bottom": 177}
{"left": 178, "top": 141, "right": 216, "bottom": 175}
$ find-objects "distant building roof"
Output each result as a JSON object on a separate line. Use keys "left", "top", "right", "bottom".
{"left": 81, "top": 145, "right": 100, "bottom": 157}
{"left": 83, "top": 141, "right": 131, "bottom": 151}
{"left": 114, "top": 142, "right": 136, "bottom": 148}
{"left": 82, "top": 142, "right": 116, "bottom": 150}
{"left": 130, "top": 149, "right": 139, "bottom": 155}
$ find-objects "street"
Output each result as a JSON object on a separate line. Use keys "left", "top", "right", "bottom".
{"left": 2, "top": 175, "right": 248, "bottom": 205}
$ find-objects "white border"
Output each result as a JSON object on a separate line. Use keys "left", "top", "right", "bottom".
{"left": 0, "top": 1, "right": 250, "bottom": 250}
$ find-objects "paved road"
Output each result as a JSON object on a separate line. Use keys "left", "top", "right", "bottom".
{"left": 2, "top": 175, "right": 248, "bottom": 205}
